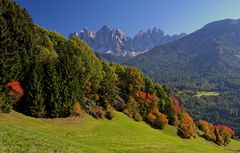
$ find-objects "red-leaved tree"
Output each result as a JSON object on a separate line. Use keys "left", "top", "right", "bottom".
{"left": 215, "top": 124, "right": 234, "bottom": 137}
{"left": 4, "top": 81, "right": 24, "bottom": 102}
{"left": 178, "top": 111, "right": 196, "bottom": 139}
{"left": 172, "top": 97, "right": 182, "bottom": 115}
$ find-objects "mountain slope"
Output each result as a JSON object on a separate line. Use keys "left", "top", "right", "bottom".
{"left": 127, "top": 19, "right": 240, "bottom": 86}
{"left": 0, "top": 111, "right": 239, "bottom": 153}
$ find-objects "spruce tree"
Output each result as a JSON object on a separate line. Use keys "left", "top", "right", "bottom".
{"left": 0, "top": 0, "right": 34, "bottom": 83}
{"left": 43, "top": 58, "right": 61, "bottom": 117}
{"left": 98, "top": 62, "right": 118, "bottom": 109}
{"left": 58, "top": 54, "right": 84, "bottom": 117}
{"left": 23, "top": 62, "right": 46, "bottom": 117}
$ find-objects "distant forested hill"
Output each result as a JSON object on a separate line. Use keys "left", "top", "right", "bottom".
{"left": 126, "top": 19, "right": 240, "bottom": 135}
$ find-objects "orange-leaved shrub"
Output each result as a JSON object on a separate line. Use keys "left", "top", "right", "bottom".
{"left": 71, "top": 102, "right": 84, "bottom": 117}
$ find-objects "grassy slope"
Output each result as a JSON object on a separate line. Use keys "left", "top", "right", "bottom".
{"left": 0, "top": 111, "right": 239, "bottom": 153}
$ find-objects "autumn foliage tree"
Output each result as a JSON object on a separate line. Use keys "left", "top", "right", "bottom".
{"left": 178, "top": 111, "right": 196, "bottom": 139}
{"left": 215, "top": 124, "right": 234, "bottom": 138}
{"left": 172, "top": 97, "right": 181, "bottom": 115}
{"left": 136, "top": 91, "right": 168, "bottom": 129}
{"left": 198, "top": 120, "right": 216, "bottom": 141}
{"left": 170, "top": 97, "right": 182, "bottom": 126}
{"left": 198, "top": 120, "right": 234, "bottom": 146}
{"left": 215, "top": 124, "right": 234, "bottom": 145}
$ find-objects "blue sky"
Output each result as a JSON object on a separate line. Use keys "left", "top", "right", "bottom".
{"left": 17, "top": 0, "right": 240, "bottom": 37}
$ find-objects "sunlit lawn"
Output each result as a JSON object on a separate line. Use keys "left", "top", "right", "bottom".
{"left": 0, "top": 111, "right": 239, "bottom": 153}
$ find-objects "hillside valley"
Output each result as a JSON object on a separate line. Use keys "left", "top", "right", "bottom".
{"left": 0, "top": 0, "right": 240, "bottom": 152}
{"left": 126, "top": 19, "right": 240, "bottom": 135}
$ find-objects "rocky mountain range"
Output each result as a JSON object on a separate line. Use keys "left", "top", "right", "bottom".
{"left": 70, "top": 26, "right": 186, "bottom": 56}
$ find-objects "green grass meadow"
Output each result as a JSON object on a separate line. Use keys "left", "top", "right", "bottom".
{"left": 0, "top": 111, "right": 239, "bottom": 153}
{"left": 195, "top": 91, "right": 220, "bottom": 97}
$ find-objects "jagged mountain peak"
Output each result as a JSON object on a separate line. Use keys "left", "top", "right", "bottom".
{"left": 135, "top": 27, "right": 164, "bottom": 36}
{"left": 70, "top": 26, "right": 186, "bottom": 56}
{"left": 152, "top": 27, "right": 161, "bottom": 32}
{"left": 99, "top": 25, "right": 111, "bottom": 32}
{"left": 83, "top": 26, "right": 89, "bottom": 30}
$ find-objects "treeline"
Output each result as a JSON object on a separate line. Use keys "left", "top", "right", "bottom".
{"left": 177, "top": 91, "right": 240, "bottom": 137}
{"left": 198, "top": 120, "right": 234, "bottom": 145}
{"left": 0, "top": 0, "right": 234, "bottom": 144}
